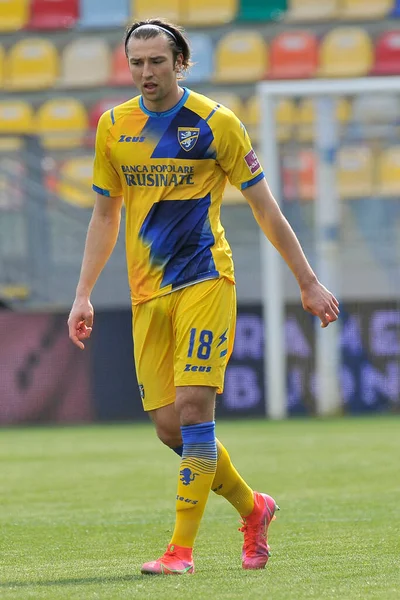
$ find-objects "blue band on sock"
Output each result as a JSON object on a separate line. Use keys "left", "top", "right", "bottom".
{"left": 181, "top": 421, "right": 215, "bottom": 444}
{"left": 172, "top": 445, "right": 183, "bottom": 457}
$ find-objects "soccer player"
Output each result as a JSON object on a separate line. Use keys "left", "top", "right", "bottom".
{"left": 68, "top": 19, "right": 339, "bottom": 575}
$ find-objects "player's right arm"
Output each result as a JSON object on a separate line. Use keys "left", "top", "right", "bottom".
{"left": 68, "top": 110, "right": 123, "bottom": 350}
{"left": 68, "top": 193, "right": 123, "bottom": 349}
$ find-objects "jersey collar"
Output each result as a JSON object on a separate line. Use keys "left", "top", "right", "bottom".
{"left": 139, "top": 87, "right": 189, "bottom": 118}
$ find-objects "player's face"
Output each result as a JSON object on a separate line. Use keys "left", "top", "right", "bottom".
{"left": 127, "top": 35, "right": 183, "bottom": 110}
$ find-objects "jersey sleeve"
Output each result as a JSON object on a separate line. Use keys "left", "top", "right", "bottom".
{"left": 92, "top": 110, "right": 123, "bottom": 197}
{"left": 215, "top": 110, "right": 264, "bottom": 191}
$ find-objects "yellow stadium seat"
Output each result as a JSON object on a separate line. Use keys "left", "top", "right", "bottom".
{"left": 243, "top": 95, "right": 260, "bottom": 144}
{"left": 377, "top": 147, "right": 400, "bottom": 196}
{"left": 5, "top": 38, "right": 59, "bottom": 91}
{"left": 339, "top": 0, "right": 394, "bottom": 20}
{"left": 276, "top": 98, "right": 296, "bottom": 143}
{"left": 337, "top": 146, "right": 374, "bottom": 199}
{"left": 295, "top": 97, "right": 351, "bottom": 142}
{"left": 132, "top": 0, "right": 181, "bottom": 21}
{"left": 0, "top": 45, "right": 4, "bottom": 88}
{"left": 184, "top": 0, "right": 237, "bottom": 26}
{"left": 209, "top": 91, "right": 244, "bottom": 121}
{"left": 214, "top": 31, "right": 268, "bottom": 83}
{"left": 0, "top": 0, "right": 29, "bottom": 32}
{"left": 57, "top": 156, "right": 94, "bottom": 208}
{"left": 0, "top": 100, "right": 34, "bottom": 134}
{"left": 286, "top": 0, "right": 339, "bottom": 21}
{"left": 319, "top": 28, "right": 374, "bottom": 78}
{"left": 36, "top": 99, "right": 88, "bottom": 149}
{"left": 61, "top": 38, "right": 110, "bottom": 88}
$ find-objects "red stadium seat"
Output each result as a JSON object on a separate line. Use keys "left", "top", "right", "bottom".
{"left": 110, "top": 43, "right": 133, "bottom": 86}
{"left": 269, "top": 32, "right": 318, "bottom": 79}
{"left": 374, "top": 31, "right": 400, "bottom": 75}
{"left": 28, "top": 0, "right": 79, "bottom": 30}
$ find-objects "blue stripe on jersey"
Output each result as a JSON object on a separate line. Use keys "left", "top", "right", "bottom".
{"left": 139, "top": 194, "right": 217, "bottom": 289}
{"left": 93, "top": 184, "right": 110, "bottom": 196}
{"left": 151, "top": 106, "right": 216, "bottom": 160}
{"left": 205, "top": 104, "right": 220, "bottom": 122}
{"left": 110, "top": 108, "right": 115, "bottom": 125}
{"left": 241, "top": 171, "right": 265, "bottom": 190}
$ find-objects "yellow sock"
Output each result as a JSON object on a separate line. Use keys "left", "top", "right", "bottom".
{"left": 170, "top": 422, "right": 217, "bottom": 548}
{"left": 211, "top": 439, "right": 254, "bottom": 517}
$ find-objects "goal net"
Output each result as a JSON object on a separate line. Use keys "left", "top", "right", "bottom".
{"left": 258, "top": 77, "right": 400, "bottom": 419}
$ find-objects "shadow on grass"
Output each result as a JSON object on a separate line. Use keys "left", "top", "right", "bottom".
{"left": 0, "top": 574, "right": 143, "bottom": 588}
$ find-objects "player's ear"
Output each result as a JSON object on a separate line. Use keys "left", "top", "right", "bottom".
{"left": 175, "top": 53, "right": 183, "bottom": 72}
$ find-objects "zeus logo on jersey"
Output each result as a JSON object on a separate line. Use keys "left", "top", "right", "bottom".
{"left": 118, "top": 135, "right": 145, "bottom": 143}
{"left": 178, "top": 127, "right": 200, "bottom": 151}
{"left": 184, "top": 364, "right": 212, "bottom": 372}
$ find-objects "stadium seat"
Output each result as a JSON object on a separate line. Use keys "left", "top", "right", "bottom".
{"left": 238, "top": 0, "right": 287, "bottom": 21}
{"left": 242, "top": 95, "right": 260, "bottom": 144}
{"left": 79, "top": 0, "right": 129, "bottom": 29}
{"left": 184, "top": 33, "right": 213, "bottom": 83}
{"left": 374, "top": 31, "right": 400, "bottom": 75}
{"left": 352, "top": 94, "right": 400, "bottom": 126}
{"left": 184, "top": 0, "right": 237, "bottom": 26}
{"left": 0, "top": 100, "right": 34, "bottom": 134}
{"left": 0, "top": 0, "right": 29, "bottom": 31}
{"left": 214, "top": 31, "right": 268, "bottom": 83}
{"left": 57, "top": 156, "right": 94, "bottom": 208}
{"left": 318, "top": 28, "right": 374, "bottom": 78}
{"left": 281, "top": 149, "right": 316, "bottom": 202}
{"left": 132, "top": 0, "right": 181, "bottom": 21}
{"left": 338, "top": 0, "right": 394, "bottom": 20}
{"left": 337, "top": 146, "right": 374, "bottom": 199}
{"left": 110, "top": 43, "right": 132, "bottom": 86}
{"left": 0, "top": 45, "right": 4, "bottom": 87}
{"left": 269, "top": 31, "right": 318, "bottom": 79}
{"left": 286, "top": 0, "right": 339, "bottom": 21}
{"left": 298, "top": 149, "right": 316, "bottom": 201}
{"left": 295, "top": 98, "right": 352, "bottom": 142}
{"left": 28, "top": 0, "right": 79, "bottom": 29}
{"left": 377, "top": 147, "right": 400, "bottom": 196}
{"left": 276, "top": 98, "right": 296, "bottom": 143}
{"left": 36, "top": 98, "right": 88, "bottom": 149}
{"left": 5, "top": 38, "right": 59, "bottom": 91}
{"left": 61, "top": 38, "right": 110, "bottom": 88}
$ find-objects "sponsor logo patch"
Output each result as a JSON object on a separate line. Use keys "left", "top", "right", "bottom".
{"left": 138, "top": 384, "right": 145, "bottom": 400}
{"left": 244, "top": 149, "right": 261, "bottom": 175}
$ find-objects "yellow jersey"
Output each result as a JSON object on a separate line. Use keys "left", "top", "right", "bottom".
{"left": 93, "top": 87, "right": 264, "bottom": 305}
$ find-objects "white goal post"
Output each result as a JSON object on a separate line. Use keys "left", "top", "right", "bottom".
{"left": 257, "top": 77, "right": 400, "bottom": 419}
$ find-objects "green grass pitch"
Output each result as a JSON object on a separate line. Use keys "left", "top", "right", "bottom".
{"left": 1, "top": 417, "right": 399, "bottom": 600}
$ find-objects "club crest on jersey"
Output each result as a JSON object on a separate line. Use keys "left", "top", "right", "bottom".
{"left": 178, "top": 127, "right": 200, "bottom": 151}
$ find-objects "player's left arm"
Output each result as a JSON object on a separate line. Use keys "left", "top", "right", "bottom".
{"left": 242, "top": 177, "right": 340, "bottom": 328}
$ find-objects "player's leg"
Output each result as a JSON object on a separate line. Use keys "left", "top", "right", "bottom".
{"left": 149, "top": 402, "right": 254, "bottom": 517}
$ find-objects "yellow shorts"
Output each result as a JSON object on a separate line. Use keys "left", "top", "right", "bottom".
{"left": 132, "top": 277, "right": 236, "bottom": 412}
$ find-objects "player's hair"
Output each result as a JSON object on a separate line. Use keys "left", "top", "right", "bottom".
{"left": 124, "top": 19, "right": 191, "bottom": 78}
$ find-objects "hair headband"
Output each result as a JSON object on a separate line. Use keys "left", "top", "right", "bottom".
{"left": 131, "top": 24, "right": 178, "bottom": 44}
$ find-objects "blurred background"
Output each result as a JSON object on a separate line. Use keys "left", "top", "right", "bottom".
{"left": 0, "top": 0, "right": 399, "bottom": 425}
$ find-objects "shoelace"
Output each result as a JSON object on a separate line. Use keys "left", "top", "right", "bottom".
{"left": 239, "top": 518, "right": 266, "bottom": 554}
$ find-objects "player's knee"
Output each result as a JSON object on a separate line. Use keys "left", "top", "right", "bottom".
{"left": 175, "top": 386, "right": 216, "bottom": 426}
{"left": 155, "top": 425, "right": 182, "bottom": 449}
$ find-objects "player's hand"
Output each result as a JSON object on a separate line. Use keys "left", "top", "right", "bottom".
{"left": 301, "top": 280, "right": 340, "bottom": 328}
{"left": 68, "top": 297, "right": 94, "bottom": 350}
